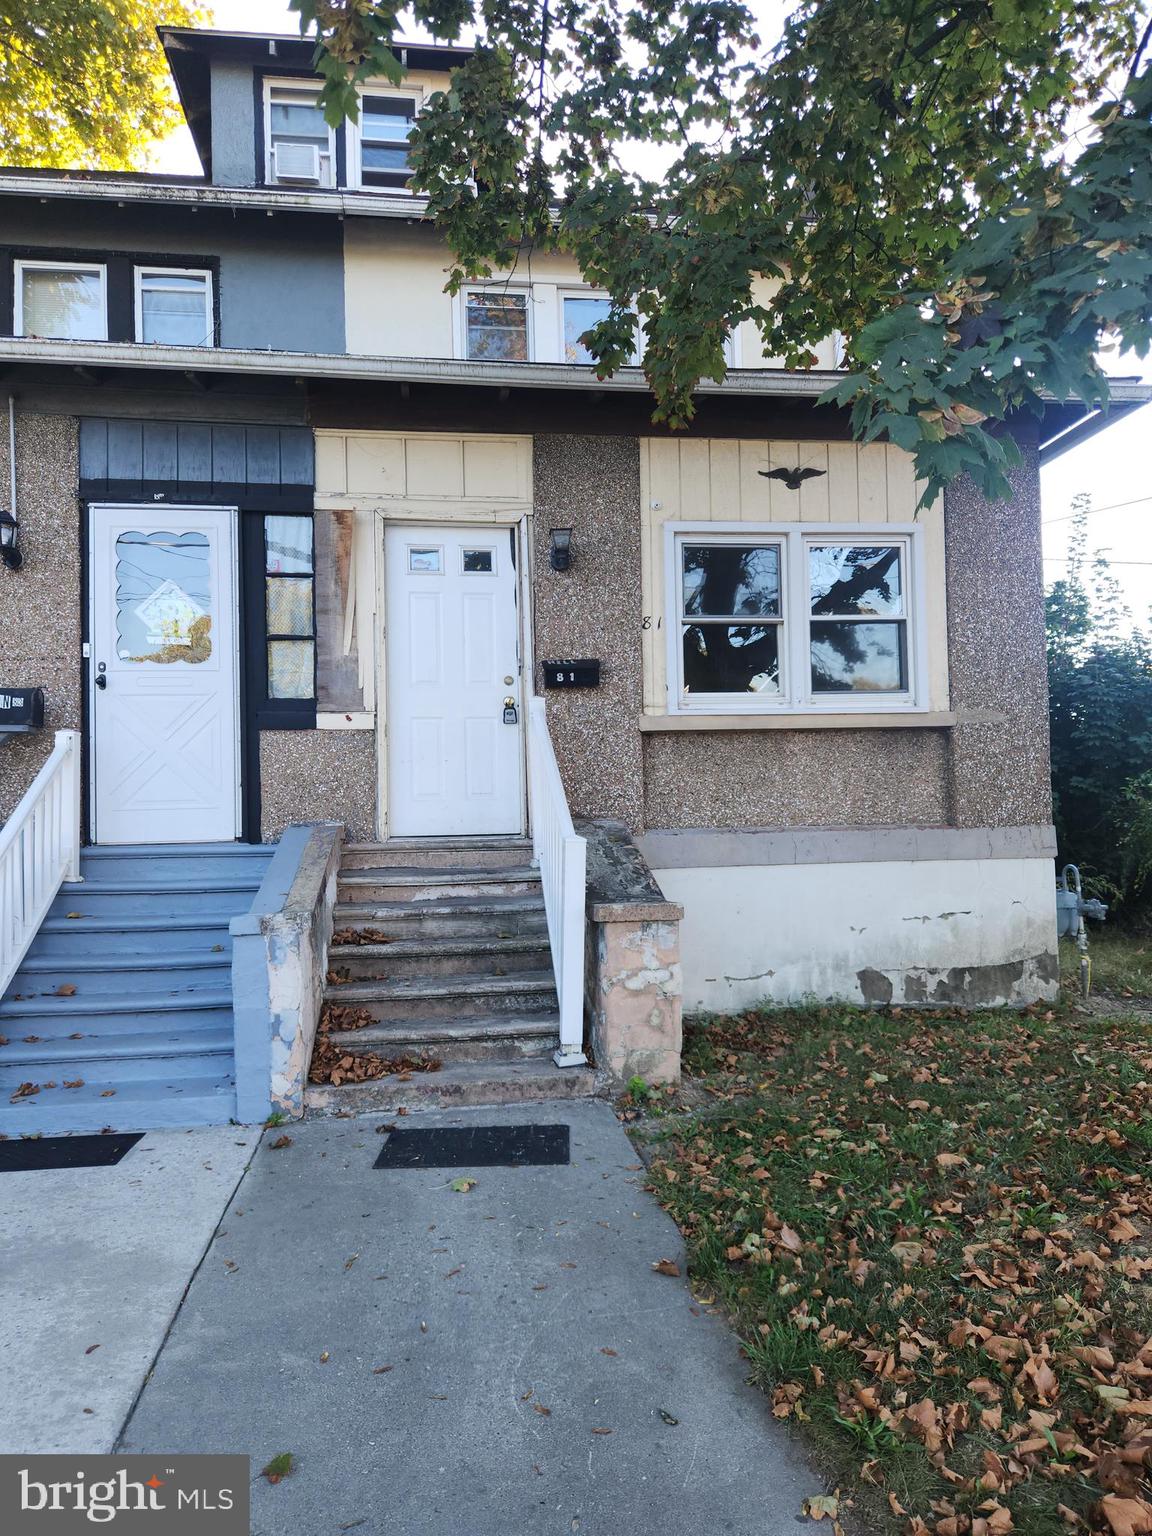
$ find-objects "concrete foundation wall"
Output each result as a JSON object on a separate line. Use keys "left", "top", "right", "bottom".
{"left": 0, "top": 411, "right": 81, "bottom": 822}
{"left": 654, "top": 855, "right": 1059, "bottom": 1013}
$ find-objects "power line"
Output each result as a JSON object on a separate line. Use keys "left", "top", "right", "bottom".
{"left": 1043, "top": 557, "right": 1152, "bottom": 567}
{"left": 1043, "top": 493, "right": 1152, "bottom": 525}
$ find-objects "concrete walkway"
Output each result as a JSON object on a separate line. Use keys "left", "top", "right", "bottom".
{"left": 119, "top": 1102, "right": 818, "bottom": 1535}
{"left": 0, "top": 1127, "right": 256, "bottom": 1454}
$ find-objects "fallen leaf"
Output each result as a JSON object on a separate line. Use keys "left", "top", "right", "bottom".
{"left": 658, "top": 1409, "right": 679, "bottom": 1425}
{"left": 261, "top": 1453, "right": 293, "bottom": 1485}
{"left": 1099, "top": 1496, "right": 1152, "bottom": 1536}
{"left": 55, "top": 984, "right": 76, "bottom": 997}
{"left": 372, "top": 1366, "right": 393, "bottom": 1374}
{"left": 99, "top": 1089, "right": 116, "bottom": 1098}
{"left": 450, "top": 1177, "right": 476, "bottom": 1193}
{"left": 802, "top": 1493, "right": 839, "bottom": 1521}
{"left": 600, "top": 1348, "right": 618, "bottom": 1357}
{"left": 591, "top": 1427, "right": 613, "bottom": 1435}
{"left": 84, "top": 1344, "right": 100, "bottom": 1355}
{"left": 652, "top": 1259, "right": 680, "bottom": 1277}
{"left": 319, "top": 1352, "right": 329, "bottom": 1364}
{"left": 533, "top": 1403, "right": 552, "bottom": 1417}
{"left": 269, "top": 1134, "right": 293, "bottom": 1150}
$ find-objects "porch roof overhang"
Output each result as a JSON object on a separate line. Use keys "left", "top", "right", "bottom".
{"left": 0, "top": 337, "right": 1145, "bottom": 448}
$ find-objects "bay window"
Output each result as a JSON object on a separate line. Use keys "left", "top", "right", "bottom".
{"left": 669, "top": 527, "right": 918, "bottom": 712}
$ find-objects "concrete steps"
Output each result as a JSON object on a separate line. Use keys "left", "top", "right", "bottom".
{"left": 0, "top": 843, "right": 273, "bottom": 1135}
{"left": 307, "top": 839, "right": 595, "bottom": 1114}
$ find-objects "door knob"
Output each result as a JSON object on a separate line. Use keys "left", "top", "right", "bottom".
{"left": 95, "top": 663, "right": 107, "bottom": 691}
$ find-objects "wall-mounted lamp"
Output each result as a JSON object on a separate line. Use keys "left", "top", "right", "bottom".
{"left": 549, "top": 527, "right": 573, "bottom": 572}
{"left": 0, "top": 509, "right": 21, "bottom": 571}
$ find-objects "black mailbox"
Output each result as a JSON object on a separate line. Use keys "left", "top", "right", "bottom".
{"left": 0, "top": 687, "right": 45, "bottom": 732}
{"left": 542, "top": 659, "right": 601, "bottom": 689}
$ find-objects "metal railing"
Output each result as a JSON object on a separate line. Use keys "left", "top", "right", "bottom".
{"left": 527, "top": 697, "right": 587, "bottom": 1066}
{"left": 0, "top": 729, "right": 83, "bottom": 996}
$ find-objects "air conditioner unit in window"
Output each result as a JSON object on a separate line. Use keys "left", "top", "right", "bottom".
{"left": 273, "top": 142, "right": 322, "bottom": 184}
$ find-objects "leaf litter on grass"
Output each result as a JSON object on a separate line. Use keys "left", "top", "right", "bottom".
{"left": 637, "top": 1003, "right": 1152, "bottom": 1535}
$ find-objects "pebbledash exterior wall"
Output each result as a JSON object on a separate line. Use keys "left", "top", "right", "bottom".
{"left": 2, "top": 405, "right": 1058, "bottom": 1011}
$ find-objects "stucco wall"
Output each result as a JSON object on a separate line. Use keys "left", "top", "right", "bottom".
{"left": 260, "top": 729, "right": 377, "bottom": 842}
{"left": 0, "top": 410, "right": 81, "bottom": 822}
{"left": 210, "top": 60, "right": 258, "bottom": 185}
{"left": 945, "top": 441, "right": 1052, "bottom": 828}
{"left": 531, "top": 435, "right": 645, "bottom": 829}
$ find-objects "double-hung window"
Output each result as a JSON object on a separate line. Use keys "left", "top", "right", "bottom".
{"left": 15, "top": 261, "right": 107, "bottom": 341}
{"left": 463, "top": 288, "right": 530, "bottom": 361}
{"left": 670, "top": 528, "right": 917, "bottom": 712}
{"left": 357, "top": 93, "right": 417, "bottom": 189}
{"left": 265, "top": 81, "right": 335, "bottom": 187}
{"left": 134, "top": 268, "right": 214, "bottom": 347}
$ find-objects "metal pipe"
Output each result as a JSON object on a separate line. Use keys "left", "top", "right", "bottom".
{"left": 7, "top": 392, "right": 14, "bottom": 524}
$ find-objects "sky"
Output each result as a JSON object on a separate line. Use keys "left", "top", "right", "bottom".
{"left": 152, "top": 1, "right": 1152, "bottom": 630}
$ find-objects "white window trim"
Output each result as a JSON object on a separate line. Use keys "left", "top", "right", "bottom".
{"left": 348, "top": 82, "right": 423, "bottom": 194}
{"left": 455, "top": 283, "right": 535, "bottom": 363}
{"left": 263, "top": 77, "right": 337, "bottom": 189}
{"left": 664, "top": 521, "right": 927, "bottom": 715}
{"left": 133, "top": 266, "right": 215, "bottom": 349}
{"left": 14, "top": 259, "right": 108, "bottom": 341}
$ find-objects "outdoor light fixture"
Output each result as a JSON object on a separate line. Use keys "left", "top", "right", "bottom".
{"left": 549, "top": 527, "right": 573, "bottom": 572}
{"left": 0, "top": 509, "right": 21, "bottom": 571}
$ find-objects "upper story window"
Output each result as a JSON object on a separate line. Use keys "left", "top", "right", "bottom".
{"left": 562, "top": 293, "right": 612, "bottom": 364}
{"left": 265, "top": 80, "right": 335, "bottom": 187}
{"left": 356, "top": 93, "right": 417, "bottom": 189}
{"left": 671, "top": 528, "right": 917, "bottom": 712}
{"left": 15, "top": 260, "right": 107, "bottom": 341}
{"left": 134, "top": 268, "right": 214, "bottom": 348}
{"left": 463, "top": 288, "right": 530, "bottom": 361}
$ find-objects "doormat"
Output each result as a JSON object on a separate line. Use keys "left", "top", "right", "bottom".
{"left": 374, "top": 1123, "right": 570, "bottom": 1169}
{"left": 0, "top": 1132, "right": 143, "bottom": 1173}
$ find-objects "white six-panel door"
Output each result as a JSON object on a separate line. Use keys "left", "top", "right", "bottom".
{"left": 385, "top": 524, "right": 524, "bottom": 837}
{"left": 89, "top": 505, "right": 240, "bottom": 844}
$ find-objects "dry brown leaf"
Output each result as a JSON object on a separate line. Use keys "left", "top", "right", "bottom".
{"left": 652, "top": 1258, "right": 680, "bottom": 1277}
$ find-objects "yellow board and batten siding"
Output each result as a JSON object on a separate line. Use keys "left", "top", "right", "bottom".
{"left": 639, "top": 438, "right": 948, "bottom": 715}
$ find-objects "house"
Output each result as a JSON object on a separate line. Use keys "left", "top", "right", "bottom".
{"left": 0, "top": 27, "right": 1145, "bottom": 1133}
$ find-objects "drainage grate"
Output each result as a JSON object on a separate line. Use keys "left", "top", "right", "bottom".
{"left": 374, "top": 1123, "right": 570, "bottom": 1169}
{"left": 0, "top": 1132, "right": 143, "bottom": 1173}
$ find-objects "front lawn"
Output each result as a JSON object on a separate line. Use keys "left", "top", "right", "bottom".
{"left": 636, "top": 1006, "right": 1152, "bottom": 1536}
{"left": 1061, "top": 932, "right": 1152, "bottom": 1002}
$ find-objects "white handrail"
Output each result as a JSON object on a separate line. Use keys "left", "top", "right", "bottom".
{"left": 0, "top": 729, "right": 83, "bottom": 996}
{"left": 527, "top": 697, "right": 587, "bottom": 1067}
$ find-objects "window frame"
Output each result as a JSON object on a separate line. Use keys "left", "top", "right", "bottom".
{"left": 664, "top": 522, "right": 926, "bottom": 715}
{"left": 263, "top": 514, "right": 316, "bottom": 709}
{"left": 133, "top": 266, "right": 215, "bottom": 349}
{"left": 348, "top": 83, "right": 423, "bottom": 193}
{"left": 14, "top": 258, "right": 108, "bottom": 341}
{"left": 263, "top": 77, "right": 337, "bottom": 189}
{"left": 458, "top": 283, "right": 534, "bottom": 363}
{"left": 557, "top": 286, "right": 642, "bottom": 368}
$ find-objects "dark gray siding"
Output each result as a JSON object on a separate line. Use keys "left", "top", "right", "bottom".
{"left": 2, "top": 199, "right": 345, "bottom": 355}
{"left": 210, "top": 61, "right": 258, "bottom": 186}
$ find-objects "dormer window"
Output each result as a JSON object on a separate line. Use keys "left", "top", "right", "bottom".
{"left": 265, "top": 80, "right": 335, "bottom": 188}
{"left": 355, "top": 92, "right": 418, "bottom": 190}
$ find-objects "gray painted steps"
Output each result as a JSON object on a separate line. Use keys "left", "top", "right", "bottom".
{"left": 1, "top": 842, "right": 274, "bottom": 1133}
{"left": 0, "top": 1071, "right": 237, "bottom": 1136}
{"left": 305, "top": 1055, "right": 597, "bottom": 1114}
{"left": 324, "top": 1014, "right": 561, "bottom": 1065}
{"left": 328, "top": 934, "right": 551, "bottom": 980}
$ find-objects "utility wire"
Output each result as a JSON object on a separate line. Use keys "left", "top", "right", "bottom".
{"left": 1043, "top": 494, "right": 1152, "bottom": 525}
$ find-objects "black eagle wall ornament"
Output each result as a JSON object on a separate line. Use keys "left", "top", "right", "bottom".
{"left": 758, "top": 466, "right": 828, "bottom": 492}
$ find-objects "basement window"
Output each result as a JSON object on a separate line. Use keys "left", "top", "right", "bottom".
{"left": 265, "top": 515, "right": 315, "bottom": 699}
{"left": 668, "top": 526, "right": 919, "bottom": 713}
{"left": 15, "top": 260, "right": 107, "bottom": 341}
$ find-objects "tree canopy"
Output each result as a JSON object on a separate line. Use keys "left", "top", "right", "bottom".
{"left": 0, "top": 0, "right": 203, "bottom": 171}
{"left": 294, "top": 0, "right": 1152, "bottom": 503}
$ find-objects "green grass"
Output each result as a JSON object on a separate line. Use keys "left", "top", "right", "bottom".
{"left": 637, "top": 1004, "right": 1152, "bottom": 1534}
{"left": 1061, "top": 927, "right": 1152, "bottom": 998}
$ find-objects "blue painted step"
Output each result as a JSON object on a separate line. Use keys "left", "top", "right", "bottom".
{"left": 1, "top": 841, "right": 274, "bottom": 1135}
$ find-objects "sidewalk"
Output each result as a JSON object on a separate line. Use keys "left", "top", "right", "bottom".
{"left": 0, "top": 1127, "right": 256, "bottom": 1454}
{"left": 118, "top": 1102, "right": 819, "bottom": 1536}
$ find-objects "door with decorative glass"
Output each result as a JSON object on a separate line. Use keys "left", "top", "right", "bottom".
{"left": 89, "top": 505, "right": 240, "bottom": 844}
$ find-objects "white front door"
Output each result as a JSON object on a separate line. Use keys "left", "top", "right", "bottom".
{"left": 89, "top": 505, "right": 240, "bottom": 844}
{"left": 385, "top": 524, "right": 524, "bottom": 837}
